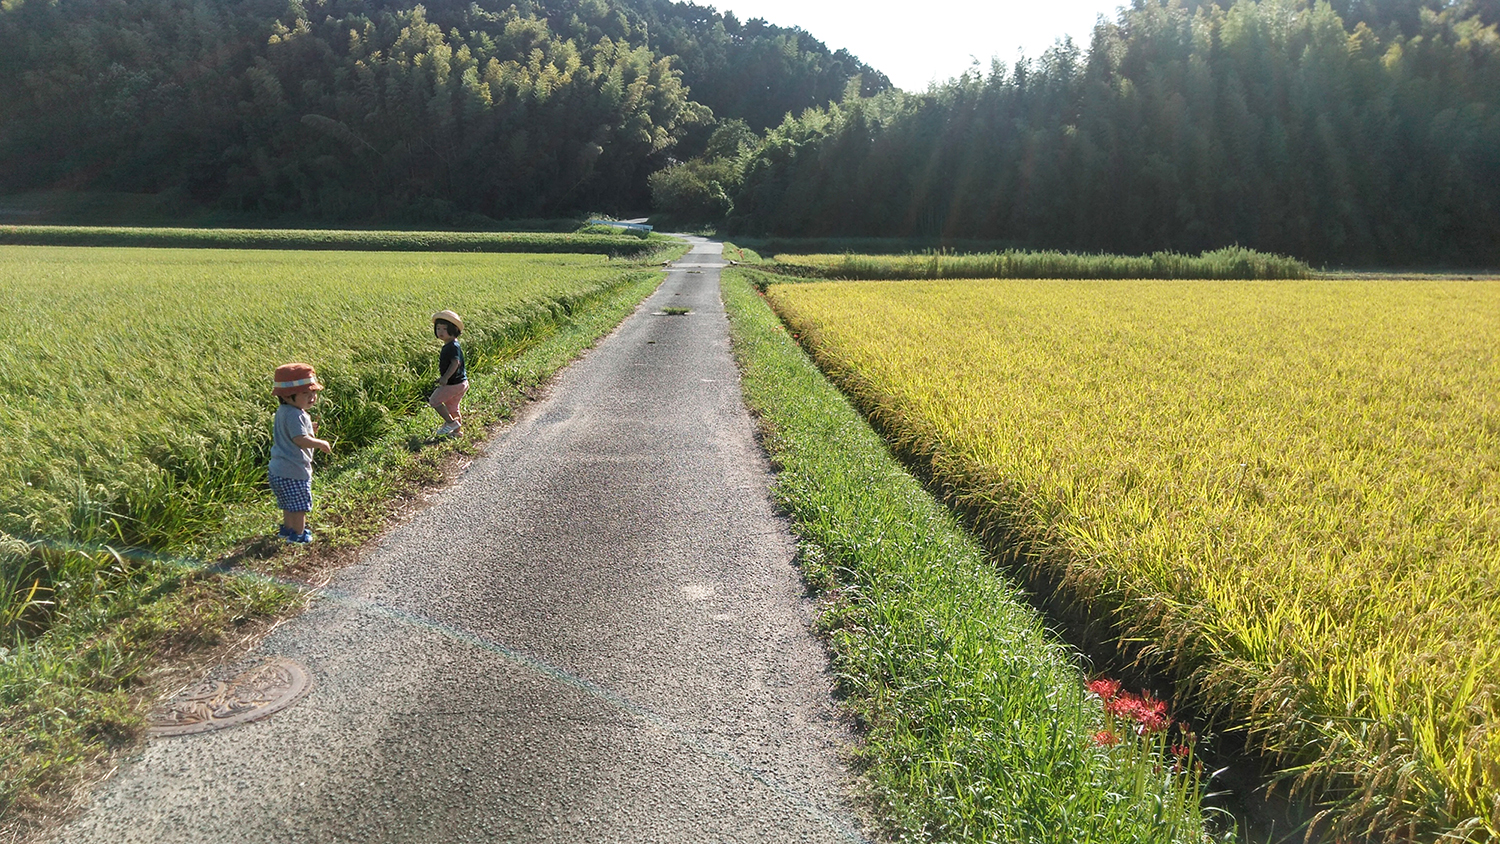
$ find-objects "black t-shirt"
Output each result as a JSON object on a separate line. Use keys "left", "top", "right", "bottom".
{"left": 439, "top": 339, "right": 466, "bottom": 385}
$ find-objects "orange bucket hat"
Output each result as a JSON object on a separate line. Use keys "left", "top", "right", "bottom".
{"left": 432, "top": 309, "right": 464, "bottom": 333}
{"left": 272, "top": 362, "right": 325, "bottom": 397}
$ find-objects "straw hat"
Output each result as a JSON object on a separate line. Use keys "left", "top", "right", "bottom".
{"left": 432, "top": 309, "right": 464, "bottom": 333}
{"left": 272, "top": 362, "right": 325, "bottom": 397}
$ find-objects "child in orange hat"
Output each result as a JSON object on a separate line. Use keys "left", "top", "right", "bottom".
{"left": 269, "top": 362, "right": 333, "bottom": 543}
{"left": 430, "top": 310, "right": 468, "bottom": 437}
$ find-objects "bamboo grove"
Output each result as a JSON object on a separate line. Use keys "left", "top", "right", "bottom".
{"left": 695, "top": 0, "right": 1500, "bottom": 266}
{"left": 0, "top": 0, "right": 885, "bottom": 223}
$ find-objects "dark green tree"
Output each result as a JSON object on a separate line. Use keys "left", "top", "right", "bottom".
{"left": 726, "top": 0, "right": 1500, "bottom": 265}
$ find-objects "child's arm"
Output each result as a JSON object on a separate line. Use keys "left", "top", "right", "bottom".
{"left": 438, "top": 358, "right": 461, "bottom": 386}
{"left": 293, "top": 434, "right": 333, "bottom": 454}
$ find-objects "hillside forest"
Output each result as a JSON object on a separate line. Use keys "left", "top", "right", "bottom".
{"left": 0, "top": 0, "right": 886, "bottom": 223}
{"left": 1, "top": 0, "right": 1497, "bottom": 265}
{"left": 684, "top": 0, "right": 1500, "bottom": 266}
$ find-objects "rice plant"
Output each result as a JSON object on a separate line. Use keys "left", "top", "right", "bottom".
{"left": 770, "top": 247, "right": 1310, "bottom": 281}
{"left": 0, "top": 224, "right": 666, "bottom": 255}
{"left": 723, "top": 270, "right": 1226, "bottom": 843}
{"left": 1, "top": 241, "right": 674, "bottom": 826}
{"left": 766, "top": 276, "right": 1500, "bottom": 842}
{"left": 0, "top": 245, "right": 662, "bottom": 641}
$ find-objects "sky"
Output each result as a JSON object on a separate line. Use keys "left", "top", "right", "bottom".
{"left": 708, "top": 0, "right": 1127, "bottom": 92}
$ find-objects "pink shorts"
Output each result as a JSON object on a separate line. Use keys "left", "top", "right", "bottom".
{"left": 430, "top": 381, "right": 468, "bottom": 418}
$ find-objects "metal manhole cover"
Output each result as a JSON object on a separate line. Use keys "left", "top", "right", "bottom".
{"left": 148, "top": 657, "right": 312, "bottom": 737}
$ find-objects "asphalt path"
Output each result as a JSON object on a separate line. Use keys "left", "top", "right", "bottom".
{"left": 52, "top": 238, "right": 875, "bottom": 843}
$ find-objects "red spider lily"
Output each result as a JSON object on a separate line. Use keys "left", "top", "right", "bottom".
{"left": 1130, "top": 694, "right": 1171, "bottom": 735}
{"left": 1093, "top": 729, "right": 1120, "bottom": 747}
{"left": 1171, "top": 743, "right": 1191, "bottom": 759}
{"left": 1093, "top": 678, "right": 1172, "bottom": 736}
{"left": 1086, "top": 678, "right": 1121, "bottom": 702}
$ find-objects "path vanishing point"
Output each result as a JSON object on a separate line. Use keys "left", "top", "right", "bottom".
{"left": 50, "top": 238, "right": 875, "bottom": 843}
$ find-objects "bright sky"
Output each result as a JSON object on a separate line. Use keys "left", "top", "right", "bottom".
{"left": 708, "top": 1, "right": 1126, "bottom": 92}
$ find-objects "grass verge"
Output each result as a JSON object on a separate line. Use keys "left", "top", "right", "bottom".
{"left": 0, "top": 225, "right": 669, "bottom": 255}
{"left": 0, "top": 248, "right": 680, "bottom": 836}
{"left": 720, "top": 268, "right": 1228, "bottom": 843}
{"left": 720, "top": 241, "right": 767, "bottom": 265}
{"left": 768, "top": 247, "right": 1309, "bottom": 281}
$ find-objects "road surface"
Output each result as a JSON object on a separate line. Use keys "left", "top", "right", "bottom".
{"left": 51, "top": 238, "right": 874, "bottom": 844}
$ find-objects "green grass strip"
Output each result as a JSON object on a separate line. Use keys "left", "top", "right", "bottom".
{"left": 721, "top": 269, "right": 1225, "bottom": 843}
{"left": 0, "top": 225, "right": 667, "bottom": 255}
{"left": 768, "top": 246, "right": 1309, "bottom": 281}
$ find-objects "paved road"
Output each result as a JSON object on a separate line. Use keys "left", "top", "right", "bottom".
{"left": 53, "top": 239, "right": 873, "bottom": 843}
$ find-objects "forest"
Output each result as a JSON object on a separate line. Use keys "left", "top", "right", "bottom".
{"left": 703, "top": 0, "right": 1500, "bottom": 265}
{"left": 0, "top": 0, "right": 885, "bottom": 223}
{"left": 3, "top": 0, "right": 1498, "bottom": 264}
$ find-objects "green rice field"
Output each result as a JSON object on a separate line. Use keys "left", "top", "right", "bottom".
{"left": 1, "top": 245, "right": 664, "bottom": 621}
{"left": 1, "top": 241, "right": 670, "bottom": 823}
{"left": 766, "top": 276, "right": 1500, "bottom": 841}
{"left": 0, "top": 224, "right": 661, "bottom": 254}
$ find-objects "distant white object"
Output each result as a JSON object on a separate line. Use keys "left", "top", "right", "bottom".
{"left": 588, "top": 218, "right": 654, "bottom": 232}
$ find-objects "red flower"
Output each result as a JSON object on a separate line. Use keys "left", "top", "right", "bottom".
{"left": 1171, "top": 744, "right": 1191, "bottom": 759}
{"left": 1099, "top": 687, "right": 1171, "bottom": 735}
{"left": 1132, "top": 694, "right": 1170, "bottom": 735}
{"left": 1086, "top": 678, "right": 1121, "bottom": 702}
{"left": 1092, "top": 729, "right": 1120, "bottom": 747}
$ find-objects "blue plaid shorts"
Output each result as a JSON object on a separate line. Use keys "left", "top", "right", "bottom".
{"left": 268, "top": 474, "right": 313, "bottom": 513}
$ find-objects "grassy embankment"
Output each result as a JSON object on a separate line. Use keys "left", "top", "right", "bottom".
{"left": 768, "top": 247, "right": 1310, "bottom": 281}
{"left": 0, "top": 236, "right": 683, "bottom": 827}
{"left": 721, "top": 268, "right": 1226, "bottom": 843}
{"left": 762, "top": 274, "right": 1500, "bottom": 843}
{"left": 0, "top": 225, "right": 666, "bottom": 254}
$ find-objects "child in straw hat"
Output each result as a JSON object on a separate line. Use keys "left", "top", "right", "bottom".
{"left": 269, "top": 362, "right": 332, "bottom": 543}
{"left": 430, "top": 310, "right": 468, "bottom": 437}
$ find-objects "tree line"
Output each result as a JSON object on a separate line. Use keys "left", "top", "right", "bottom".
{"left": 678, "top": 0, "right": 1499, "bottom": 266}
{"left": 0, "top": 0, "right": 886, "bottom": 223}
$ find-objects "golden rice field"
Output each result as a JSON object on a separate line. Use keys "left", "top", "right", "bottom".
{"left": 0, "top": 245, "right": 651, "bottom": 550}
{"left": 767, "top": 277, "right": 1500, "bottom": 840}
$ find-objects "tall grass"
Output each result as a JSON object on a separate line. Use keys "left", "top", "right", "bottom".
{"left": 1, "top": 243, "right": 675, "bottom": 826}
{"left": 722, "top": 270, "right": 1226, "bottom": 843}
{"left": 766, "top": 276, "right": 1500, "bottom": 842}
{"left": 0, "top": 225, "right": 666, "bottom": 255}
{"left": 736, "top": 236, "right": 1023, "bottom": 256}
{"left": 771, "top": 247, "right": 1310, "bottom": 281}
{"left": 0, "top": 245, "right": 665, "bottom": 640}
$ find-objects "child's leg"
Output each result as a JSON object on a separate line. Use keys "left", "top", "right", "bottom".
{"left": 429, "top": 385, "right": 458, "bottom": 423}
{"left": 270, "top": 474, "right": 313, "bottom": 539}
{"left": 449, "top": 382, "right": 469, "bottom": 425}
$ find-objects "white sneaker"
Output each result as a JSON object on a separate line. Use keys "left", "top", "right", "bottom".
{"left": 435, "top": 421, "right": 458, "bottom": 436}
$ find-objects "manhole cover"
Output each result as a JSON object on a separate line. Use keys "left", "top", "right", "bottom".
{"left": 148, "top": 657, "right": 312, "bottom": 737}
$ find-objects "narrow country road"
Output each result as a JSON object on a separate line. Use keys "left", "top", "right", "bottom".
{"left": 51, "top": 238, "right": 874, "bottom": 843}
